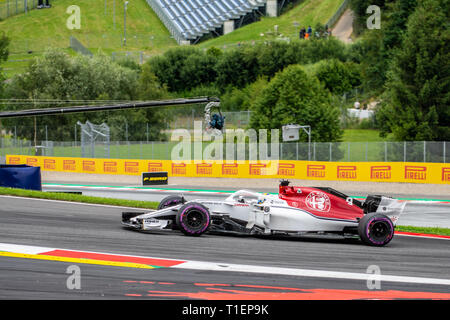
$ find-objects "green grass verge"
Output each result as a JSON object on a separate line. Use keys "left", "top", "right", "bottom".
{"left": 1, "top": 186, "right": 449, "bottom": 236}
{"left": 342, "top": 129, "right": 385, "bottom": 142}
{"left": 0, "top": 186, "right": 159, "bottom": 209}
{"left": 395, "top": 225, "right": 450, "bottom": 237}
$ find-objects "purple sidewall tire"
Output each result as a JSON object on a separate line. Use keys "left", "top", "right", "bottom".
{"left": 157, "top": 195, "right": 185, "bottom": 210}
{"left": 358, "top": 213, "right": 394, "bottom": 247}
{"left": 176, "top": 202, "right": 210, "bottom": 236}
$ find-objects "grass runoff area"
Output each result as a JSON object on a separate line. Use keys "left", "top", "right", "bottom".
{"left": 0, "top": 186, "right": 159, "bottom": 209}
{"left": 0, "top": 186, "right": 449, "bottom": 236}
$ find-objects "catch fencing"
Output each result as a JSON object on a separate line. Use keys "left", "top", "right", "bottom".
{"left": 0, "top": 0, "right": 37, "bottom": 20}
{"left": 1, "top": 138, "right": 449, "bottom": 163}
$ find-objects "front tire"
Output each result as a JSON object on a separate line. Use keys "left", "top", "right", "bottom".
{"left": 358, "top": 213, "right": 394, "bottom": 246}
{"left": 176, "top": 202, "right": 211, "bottom": 236}
{"left": 157, "top": 195, "right": 185, "bottom": 210}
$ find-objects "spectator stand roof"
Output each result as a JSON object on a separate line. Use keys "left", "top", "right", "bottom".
{"left": 146, "top": 0, "right": 268, "bottom": 44}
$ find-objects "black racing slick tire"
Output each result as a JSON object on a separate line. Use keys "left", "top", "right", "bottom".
{"left": 157, "top": 195, "right": 186, "bottom": 210}
{"left": 358, "top": 213, "right": 395, "bottom": 247}
{"left": 176, "top": 202, "right": 211, "bottom": 236}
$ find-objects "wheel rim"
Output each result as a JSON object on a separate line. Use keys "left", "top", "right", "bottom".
{"left": 184, "top": 210, "right": 204, "bottom": 230}
{"left": 369, "top": 220, "right": 391, "bottom": 243}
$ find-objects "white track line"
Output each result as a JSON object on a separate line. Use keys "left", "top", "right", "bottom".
{"left": 171, "top": 261, "right": 450, "bottom": 286}
{"left": 1, "top": 242, "right": 449, "bottom": 287}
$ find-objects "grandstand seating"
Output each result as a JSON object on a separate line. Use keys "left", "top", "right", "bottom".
{"left": 146, "top": 0, "right": 267, "bottom": 44}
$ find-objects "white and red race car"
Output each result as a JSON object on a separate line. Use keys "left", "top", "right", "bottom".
{"left": 122, "top": 180, "right": 406, "bottom": 246}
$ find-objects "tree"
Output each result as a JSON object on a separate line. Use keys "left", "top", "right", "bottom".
{"left": 256, "top": 41, "right": 294, "bottom": 79}
{"left": 249, "top": 65, "right": 343, "bottom": 143}
{"left": 137, "top": 63, "right": 171, "bottom": 141}
{"left": 314, "top": 59, "right": 361, "bottom": 95}
{"left": 2, "top": 49, "right": 168, "bottom": 141}
{"left": 147, "top": 47, "right": 217, "bottom": 92}
{"left": 348, "top": 0, "right": 419, "bottom": 95}
{"left": 377, "top": 0, "right": 450, "bottom": 141}
{"left": 220, "top": 77, "right": 269, "bottom": 112}
{"left": 214, "top": 46, "right": 260, "bottom": 90}
{"left": 348, "top": 30, "right": 387, "bottom": 93}
{"left": 382, "top": 0, "right": 418, "bottom": 51}
{"left": 138, "top": 63, "right": 168, "bottom": 100}
{"left": 0, "top": 33, "right": 10, "bottom": 97}
{"left": 349, "top": 0, "right": 387, "bottom": 35}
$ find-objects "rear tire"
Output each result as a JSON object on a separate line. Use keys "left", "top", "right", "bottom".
{"left": 176, "top": 202, "right": 211, "bottom": 236}
{"left": 358, "top": 213, "right": 394, "bottom": 246}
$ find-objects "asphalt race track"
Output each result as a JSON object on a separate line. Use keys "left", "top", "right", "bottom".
{"left": 0, "top": 195, "right": 449, "bottom": 302}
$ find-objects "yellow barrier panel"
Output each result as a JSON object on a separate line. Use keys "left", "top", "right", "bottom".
{"left": 6, "top": 155, "right": 450, "bottom": 184}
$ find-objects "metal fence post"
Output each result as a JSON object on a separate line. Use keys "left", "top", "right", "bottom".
{"left": 347, "top": 142, "right": 350, "bottom": 162}
{"left": 313, "top": 142, "right": 316, "bottom": 161}
{"left": 365, "top": 142, "right": 368, "bottom": 161}
{"left": 423, "top": 141, "right": 426, "bottom": 162}
{"left": 444, "top": 141, "right": 446, "bottom": 163}
{"left": 404, "top": 141, "right": 406, "bottom": 162}
{"left": 329, "top": 142, "right": 332, "bottom": 161}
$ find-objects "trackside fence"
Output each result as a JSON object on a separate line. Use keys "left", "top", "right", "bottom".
{"left": 1, "top": 139, "right": 449, "bottom": 163}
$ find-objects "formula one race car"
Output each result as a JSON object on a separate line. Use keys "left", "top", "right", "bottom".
{"left": 122, "top": 180, "right": 406, "bottom": 246}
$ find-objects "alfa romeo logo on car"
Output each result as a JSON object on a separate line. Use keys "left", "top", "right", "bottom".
{"left": 305, "top": 191, "right": 331, "bottom": 212}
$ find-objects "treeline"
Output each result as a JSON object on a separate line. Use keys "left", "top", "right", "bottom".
{"left": 349, "top": 0, "right": 449, "bottom": 141}
{"left": 144, "top": 37, "right": 363, "bottom": 142}
{"left": 147, "top": 38, "right": 349, "bottom": 93}
{"left": 0, "top": 49, "right": 168, "bottom": 142}
{"left": 0, "top": 37, "right": 362, "bottom": 143}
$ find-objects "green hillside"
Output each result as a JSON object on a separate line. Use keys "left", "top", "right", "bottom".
{"left": 0, "top": 0, "right": 177, "bottom": 77}
{"left": 199, "top": 0, "right": 344, "bottom": 48}
{"left": 1, "top": 0, "right": 345, "bottom": 77}
{"left": 0, "top": 0, "right": 175, "bottom": 53}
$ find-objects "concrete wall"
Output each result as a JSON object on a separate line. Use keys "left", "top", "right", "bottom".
{"left": 223, "top": 20, "right": 235, "bottom": 34}
{"left": 266, "top": 0, "right": 278, "bottom": 17}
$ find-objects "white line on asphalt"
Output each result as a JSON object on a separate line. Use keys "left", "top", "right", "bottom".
{"left": 1, "top": 241, "right": 449, "bottom": 287}
{"left": 172, "top": 260, "right": 450, "bottom": 286}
